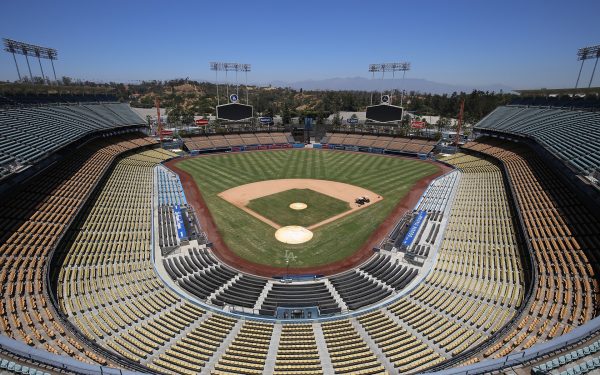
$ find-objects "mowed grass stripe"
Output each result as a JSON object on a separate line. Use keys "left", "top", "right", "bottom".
{"left": 176, "top": 149, "right": 439, "bottom": 268}
{"left": 186, "top": 160, "right": 246, "bottom": 189}
{"left": 367, "top": 164, "right": 435, "bottom": 192}
{"left": 352, "top": 160, "right": 431, "bottom": 188}
{"left": 327, "top": 152, "right": 360, "bottom": 179}
{"left": 353, "top": 152, "right": 385, "bottom": 177}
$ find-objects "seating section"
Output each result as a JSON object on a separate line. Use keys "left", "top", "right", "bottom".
{"left": 147, "top": 314, "right": 236, "bottom": 374}
{"left": 0, "top": 133, "right": 155, "bottom": 365}
{"left": 358, "top": 310, "right": 445, "bottom": 372}
{"left": 155, "top": 165, "right": 194, "bottom": 250}
{"left": 329, "top": 266, "right": 394, "bottom": 310}
{"left": 0, "top": 103, "right": 145, "bottom": 178}
{"left": 212, "top": 321, "right": 273, "bottom": 375}
{"left": 0, "top": 357, "right": 51, "bottom": 375}
{"left": 350, "top": 153, "right": 524, "bottom": 369}
{"left": 462, "top": 138, "right": 599, "bottom": 357}
{"left": 321, "top": 320, "right": 386, "bottom": 374}
{"left": 183, "top": 132, "right": 290, "bottom": 150}
{"left": 55, "top": 149, "right": 216, "bottom": 363}
{"left": 326, "top": 133, "right": 437, "bottom": 154}
{"left": 273, "top": 324, "right": 322, "bottom": 375}
{"left": 475, "top": 105, "right": 600, "bottom": 174}
{"left": 0, "top": 93, "right": 117, "bottom": 106}
{"left": 156, "top": 165, "right": 187, "bottom": 206}
{"left": 532, "top": 338, "right": 600, "bottom": 375}
{"left": 158, "top": 205, "right": 179, "bottom": 249}
{"left": 259, "top": 283, "right": 342, "bottom": 316}
{"left": 329, "top": 254, "right": 417, "bottom": 310}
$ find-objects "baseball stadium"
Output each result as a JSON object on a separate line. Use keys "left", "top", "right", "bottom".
{"left": 1, "top": 4, "right": 600, "bottom": 375}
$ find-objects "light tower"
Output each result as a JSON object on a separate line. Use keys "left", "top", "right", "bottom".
{"left": 368, "top": 62, "right": 410, "bottom": 106}
{"left": 575, "top": 44, "right": 600, "bottom": 89}
{"left": 210, "top": 62, "right": 252, "bottom": 105}
{"left": 3, "top": 38, "right": 58, "bottom": 83}
{"left": 210, "top": 62, "right": 254, "bottom": 122}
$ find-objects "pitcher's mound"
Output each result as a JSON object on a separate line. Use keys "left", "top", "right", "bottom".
{"left": 289, "top": 202, "right": 308, "bottom": 210}
{"left": 275, "top": 225, "right": 313, "bottom": 244}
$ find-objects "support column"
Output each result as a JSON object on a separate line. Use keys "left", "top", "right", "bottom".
{"left": 575, "top": 59, "right": 585, "bottom": 88}
{"left": 11, "top": 52, "right": 21, "bottom": 80}
{"left": 589, "top": 55, "right": 599, "bottom": 88}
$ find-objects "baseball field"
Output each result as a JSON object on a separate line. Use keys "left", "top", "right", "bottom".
{"left": 175, "top": 149, "right": 440, "bottom": 270}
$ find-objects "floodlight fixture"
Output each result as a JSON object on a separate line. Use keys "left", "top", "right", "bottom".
{"left": 368, "top": 62, "right": 411, "bottom": 105}
{"left": 575, "top": 44, "right": 600, "bottom": 88}
{"left": 3, "top": 38, "right": 58, "bottom": 82}
{"left": 209, "top": 61, "right": 252, "bottom": 107}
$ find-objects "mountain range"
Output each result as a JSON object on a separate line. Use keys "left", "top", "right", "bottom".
{"left": 269, "top": 77, "right": 514, "bottom": 94}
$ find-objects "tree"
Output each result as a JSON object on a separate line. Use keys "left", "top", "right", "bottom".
{"left": 180, "top": 109, "right": 194, "bottom": 126}
{"left": 436, "top": 117, "right": 449, "bottom": 134}
{"left": 332, "top": 112, "right": 341, "bottom": 127}
{"left": 281, "top": 102, "right": 291, "bottom": 125}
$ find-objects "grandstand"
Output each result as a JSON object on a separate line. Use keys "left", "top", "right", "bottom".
{"left": 324, "top": 133, "right": 437, "bottom": 155}
{"left": 0, "top": 87, "right": 600, "bottom": 375}
{"left": 475, "top": 105, "right": 600, "bottom": 175}
{"left": 183, "top": 132, "right": 290, "bottom": 152}
{"left": 0, "top": 100, "right": 146, "bottom": 182}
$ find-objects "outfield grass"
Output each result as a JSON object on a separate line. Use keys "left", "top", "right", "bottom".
{"left": 247, "top": 188, "right": 351, "bottom": 227}
{"left": 176, "top": 150, "right": 439, "bottom": 268}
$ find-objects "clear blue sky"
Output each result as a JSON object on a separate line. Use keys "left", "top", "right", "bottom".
{"left": 1, "top": 0, "right": 599, "bottom": 89}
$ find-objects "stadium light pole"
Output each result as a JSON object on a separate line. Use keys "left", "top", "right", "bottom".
{"left": 368, "top": 62, "right": 410, "bottom": 105}
{"left": 575, "top": 45, "right": 600, "bottom": 89}
{"left": 3, "top": 38, "right": 58, "bottom": 84}
{"left": 210, "top": 62, "right": 252, "bottom": 104}
{"left": 368, "top": 64, "right": 378, "bottom": 105}
{"left": 588, "top": 47, "right": 600, "bottom": 88}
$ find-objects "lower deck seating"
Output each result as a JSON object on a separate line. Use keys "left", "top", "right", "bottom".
{"left": 532, "top": 338, "right": 600, "bottom": 374}
{"left": 0, "top": 356, "right": 51, "bottom": 375}
{"left": 259, "top": 283, "right": 341, "bottom": 316}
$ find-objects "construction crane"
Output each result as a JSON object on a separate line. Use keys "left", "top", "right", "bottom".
{"left": 155, "top": 97, "right": 163, "bottom": 144}
{"left": 454, "top": 98, "right": 464, "bottom": 147}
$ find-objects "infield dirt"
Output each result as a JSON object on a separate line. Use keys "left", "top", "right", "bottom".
{"left": 218, "top": 179, "right": 383, "bottom": 230}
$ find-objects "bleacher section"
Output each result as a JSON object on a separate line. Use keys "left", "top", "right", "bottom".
{"left": 55, "top": 149, "right": 215, "bottom": 367}
{"left": 0, "top": 133, "right": 156, "bottom": 365}
{"left": 325, "top": 133, "right": 437, "bottom": 154}
{"left": 0, "top": 103, "right": 145, "bottom": 179}
{"left": 351, "top": 153, "right": 525, "bottom": 370}
{"left": 183, "top": 132, "right": 290, "bottom": 151}
{"left": 461, "top": 138, "right": 599, "bottom": 358}
{"left": 474, "top": 106, "right": 600, "bottom": 175}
